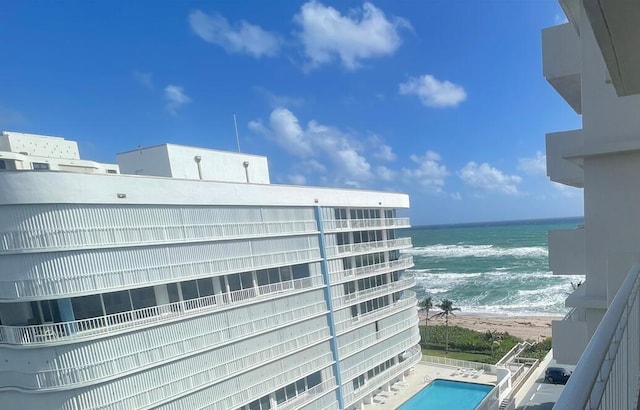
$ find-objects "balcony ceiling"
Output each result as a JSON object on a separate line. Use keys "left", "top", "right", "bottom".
{"left": 584, "top": 0, "right": 640, "bottom": 96}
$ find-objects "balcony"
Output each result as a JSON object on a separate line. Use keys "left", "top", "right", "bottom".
{"left": 332, "top": 274, "right": 416, "bottom": 309}
{"left": 542, "top": 22, "right": 582, "bottom": 113}
{"left": 329, "top": 256, "right": 414, "bottom": 284}
{"left": 545, "top": 130, "right": 584, "bottom": 187}
{"left": 334, "top": 291, "right": 417, "bottom": 334}
{"left": 322, "top": 217, "right": 411, "bottom": 232}
{"left": 0, "top": 275, "right": 325, "bottom": 345}
{"left": 554, "top": 264, "right": 640, "bottom": 409}
{"left": 338, "top": 315, "right": 419, "bottom": 358}
{"left": 325, "top": 238, "right": 413, "bottom": 258}
{"left": 343, "top": 344, "right": 421, "bottom": 408}
{"left": 548, "top": 227, "right": 585, "bottom": 275}
{"left": 552, "top": 308, "right": 588, "bottom": 365}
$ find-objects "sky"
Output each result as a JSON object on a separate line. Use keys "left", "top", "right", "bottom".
{"left": 0, "top": 1, "right": 583, "bottom": 225}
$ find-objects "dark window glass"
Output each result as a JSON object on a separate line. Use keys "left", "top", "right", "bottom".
{"left": 275, "top": 388, "right": 286, "bottom": 404}
{"left": 267, "top": 268, "right": 280, "bottom": 284}
{"left": 260, "top": 396, "right": 271, "bottom": 410}
{"left": 107, "top": 169, "right": 117, "bottom": 174}
{"left": 240, "top": 272, "right": 253, "bottom": 289}
{"left": 32, "top": 162, "right": 50, "bottom": 170}
{"left": 285, "top": 383, "right": 296, "bottom": 399}
{"left": 292, "top": 264, "right": 309, "bottom": 279}
{"left": 248, "top": 400, "right": 260, "bottom": 410}
{"left": 306, "top": 371, "right": 322, "bottom": 388}
{"left": 0, "top": 160, "right": 5, "bottom": 170}
{"left": 296, "top": 379, "right": 306, "bottom": 394}
{"left": 181, "top": 280, "right": 200, "bottom": 300}
{"left": 197, "top": 278, "right": 215, "bottom": 297}
{"left": 227, "top": 274, "right": 242, "bottom": 292}
{"left": 130, "top": 287, "right": 156, "bottom": 309}
{"left": 71, "top": 295, "right": 103, "bottom": 320}
{"left": 103, "top": 290, "right": 132, "bottom": 314}
{"left": 280, "top": 266, "right": 292, "bottom": 282}
{"left": 256, "top": 270, "right": 270, "bottom": 286}
{"left": 167, "top": 283, "right": 180, "bottom": 303}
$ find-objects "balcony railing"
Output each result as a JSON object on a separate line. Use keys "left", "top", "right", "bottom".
{"left": 0, "top": 220, "right": 319, "bottom": 253}
{"left": 325, "top": 238, "right": 412, "bottom": 258}
{"left": 334, "top": 291, "right": 417, "bottom": 334}
{"left": 328, "top": 256, "right": 414, "bottom": 284}
{"left": 278, "top": 377, "right": 338, "bottom": 410}
{"left": 332, "top": 274, "right": 416, "bottom": 309}
{"left": 339, "top": 316, "right": 419, "bottom": 358}
{"left": 343, "top": 344, "right": 421, "bottom": 407}
{"left": 554, "top": 263, "right": 640, "bottom": 410}
{"left": 322, "top": 217, "right": 411, "bottom": 232}
{"left": 0, "top": 276, "right": 324, "bottom": 345}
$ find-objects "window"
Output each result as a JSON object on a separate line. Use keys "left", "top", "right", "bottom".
{"left": 181, "top": 280, "right": 200, "bottom": 300}
{"left": 107, "top": 169, "right": 117, "bottom": 174}
{"left": 103, "top": 290, "right": 132, "bottom": 315}
{"left": 32, "top": 162, "right": 50, "bottom": 170}
{"left": 197, "top": 278, "right": 215, "bottom": 297}
{"left": 71, "top": 294, "right": 104, "bottom": 320}
{"left": 0, "top": 160, "right": 5, "bottom": 170}
{"left": 130, "top": 287, "right": 156, "bottom": 310}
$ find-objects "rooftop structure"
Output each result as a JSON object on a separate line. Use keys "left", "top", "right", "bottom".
{"left": 544, "top": 0, "right": 640, "bottom": 408}
{"left": 0, "top": 132, "right": 419, "bottom": 409}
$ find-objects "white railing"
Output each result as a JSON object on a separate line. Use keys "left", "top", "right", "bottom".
{"left": 340, "top": 330, "right": 420, "bottom": 381}
{"left": 343, "top": 344, "right": 421, "bottom": 407}
{"left": 0, "top": 276, "right": 324, "bottom": 345}
{"left": 1, "top": 248, "right": 322, "bottom": 299}
{"left": 328, "top": 256, "right": 414, "bottom": 284}
{"left": 325, "top": 238, "right": 412, "bottom": 258}
{"left": 339, "top": 316, "right": 419, "bottom": 358}
{"left": 0, "top": 220, "right": 319, "bottom": 253}
{"left": 334, "top": 291, "right": 417, "bottom": 334}
{"left": 554, "top": 263, "right": 640, "bottom": 410}
{"left": 278, "top": 377, "right": 338, "bottom": 410}
{"left": 332, "top": 275, "right": 416, "bottom": 309}
{"left": 322, "top": 217, "right": 411, "bottom": 232}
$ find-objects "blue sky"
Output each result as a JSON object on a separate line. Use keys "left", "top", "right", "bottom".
{"left": 0, "top": 1, "right": 582, "bottom": 225}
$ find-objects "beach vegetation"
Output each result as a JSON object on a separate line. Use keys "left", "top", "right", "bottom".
{"left": 520, "top": 337, "right": 553, "bottom": 361}
{"left": 420, "top": 324, "right": 521, "bottom": 364}
{"left": 431, "top": 299, "right": 460, "bottom": 355}
{"left": 418, "top": 296, "right": 433, "bottom": 328}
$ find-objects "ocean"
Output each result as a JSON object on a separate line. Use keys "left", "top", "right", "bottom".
{"left": 403, "top": 217, "right": 584, "bottom": 317}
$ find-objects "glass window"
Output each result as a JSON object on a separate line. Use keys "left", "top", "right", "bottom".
{"left": 275, "top": 388, "right": 286, "bottom": 404}
{"left": 32, "top": 162, "right": 50, "bottom": 170}
{"left": 248, "top": 400, "right": 260, "bottom": 410}
{"left": 72, "top": 294, "right": 104, "bottom": 320}
{"left": 227, "top": 274, "right": 242, "bottom": 292}
{"left": 292, "top": 264, "right": 309, "bottom": 279}
{"left": 285, "top": 383, "right": 297, "bottom": 399}
{"left": 307, "top": 371, "right": 321, "bottom": 388}
{"left": 0, "top": 160, "right": 5, "bottom": 170}
{"left": 280, "top": 266, "right": 292, "bottom": 281}
{"left": 130, "top": 287, "right": 157, "bottom": 310}
{"left": 197, "top": 278, "right": 215, "bottom": 297}
{"left": 296, "top": 379, "right": 306, "bottom": 394}
{"left": 103, "top": 290, "right": 132, "bottom": 315}
{"left": 167, "top": 283, "right": 180, "bottom": 303}
{"left": 181, "top": 280, "right": 200, "bottom": 300}
{"left": 267, "top": 268, "right": 280, "bottom": 284}
{"left": 107, "top": 169, "right": 117, "bottom": 174}
{"left": 240, "top": 272, "right": 253, "bottom": 289}
{"left": 259, "top": 396, "right": 271, "bottom": 410}
{"left": 256, "top": 270, "right": 270, "bottom": 286}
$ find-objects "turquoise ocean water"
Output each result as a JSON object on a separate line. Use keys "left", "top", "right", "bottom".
{"left": 403, "top": 217, "right": 584, "bottom": 316}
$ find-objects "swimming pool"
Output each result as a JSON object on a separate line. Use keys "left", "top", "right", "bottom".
{"left": 397, "top": 379, "right": 493, "bottom": 410}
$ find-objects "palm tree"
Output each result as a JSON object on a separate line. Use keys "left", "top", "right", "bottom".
{"left": 431, "top": 299, "right": 460, "bottom": 355}
{"left": 418, "top": 296, "right": 433, "bottom": 344}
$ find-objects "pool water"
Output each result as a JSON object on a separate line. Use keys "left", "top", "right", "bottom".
{"left": 397, "top": 379, "right": 493, "bottom": 410}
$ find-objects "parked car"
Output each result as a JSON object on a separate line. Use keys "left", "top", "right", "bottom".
{"left": 545, "top": 367, "right": 572, "bottom": 384}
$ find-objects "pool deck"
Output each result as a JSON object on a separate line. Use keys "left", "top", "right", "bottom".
{"left": 362, "top": 361, "right": 497, "bottom": 409}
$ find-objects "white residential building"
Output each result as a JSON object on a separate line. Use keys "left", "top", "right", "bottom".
{"left": 0, "top": 132, "right": 419, "bottom": 409}
{"left": 544, "top": 0, "right": 640, "bottom": 408}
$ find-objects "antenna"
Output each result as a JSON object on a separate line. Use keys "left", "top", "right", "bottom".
{"left": 233, "top": 114, "right": 241, "bottom": 152}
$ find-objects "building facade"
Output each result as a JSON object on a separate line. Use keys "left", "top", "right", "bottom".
{"left": 0, "top": 132, "right": 419, "bottom": 409}
{"left": 544, "top": 0, "right": 640, "bottom": 366}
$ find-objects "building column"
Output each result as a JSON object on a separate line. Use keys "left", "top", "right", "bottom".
{"left": 56, "top": 298, "right": 76, "bottom": 334}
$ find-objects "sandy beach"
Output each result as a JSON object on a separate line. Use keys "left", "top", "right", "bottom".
{"left": 419, "top": 311, "right": 562, "bottom": 341}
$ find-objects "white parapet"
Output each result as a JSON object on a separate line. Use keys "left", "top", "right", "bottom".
{"left": 548, "top": 227, "right": 585, "bottom": 275}
{"left": 542, "top": 22, "right": 582, "bottom": 113}
{"left": 545, "top": 129, "right": 584, "bottom": 187}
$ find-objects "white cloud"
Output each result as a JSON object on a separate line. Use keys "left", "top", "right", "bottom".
{"left": 250, "top": 107, "right": 373, "bottom": 184}
{"left": 294, "top": 1, "right": 410, "bottom": 70}
{"left": 399, "top": 74, "right": 467, "bottom": 108}
{"left": 189, "top": 10, "right": 281, "bottom": 58}
{"left": 402, "top": 151, "right": 449, "bottom": 191}
{"left": 133, "top": 71, "right": 153, "bottom": 89}
{"left": 458, "top": 162, "right": 522, "bottom": 194}
{"left": 373, "top": 143, "right": 396, "bottom": 162}
{"left": 289, "top": 174, "right": 307, "bottom": 185}
{"left": 377, "top": 166, "right": 396, "bottom": 181}
{"left": 518, "top": 151, "right": 547, "bottom": 175}
{"left": 254, "top": 86, "right": 304, "bottom": 108}
{"left": 164, "top": 85, "right": 191, "bottom": 114}
{"left": 451, "top": 192, "right": 462, "bottom": 200}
